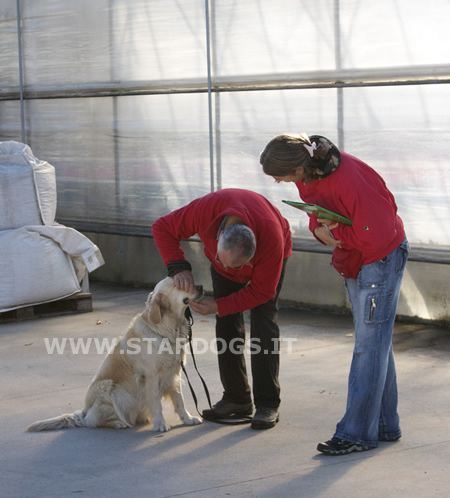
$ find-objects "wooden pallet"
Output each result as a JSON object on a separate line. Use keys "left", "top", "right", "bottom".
{"left": 0, "top": 293, "right": 93, "bottom": 323}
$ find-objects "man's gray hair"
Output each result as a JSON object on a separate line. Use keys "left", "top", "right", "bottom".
{"left": 218, "top": 224, "right": 256, "bottom": 261}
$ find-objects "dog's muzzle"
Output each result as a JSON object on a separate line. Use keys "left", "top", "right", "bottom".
{"left": 183, "top": 285, "right": 204, "bottom": 305}
{"left": 194, "top": 285, "right": 204, "bottom": 301}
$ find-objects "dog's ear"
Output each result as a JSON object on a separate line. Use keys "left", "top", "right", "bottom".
{"left": 148, "top": 293, "right": 170, "bottom": 324}
{"left": 148, "top": 294, "right": 162, "bottom": 324}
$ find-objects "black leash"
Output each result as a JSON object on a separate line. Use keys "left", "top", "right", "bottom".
{"left": 182, "top": 308, "right": 252, "bottom": 425}
{"left": 182, "top": 308, "right": 214, "bottom": 415}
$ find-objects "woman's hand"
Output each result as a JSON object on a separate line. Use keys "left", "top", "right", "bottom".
{"left": 314, "top": 219, "right": 342, "bottom": 247}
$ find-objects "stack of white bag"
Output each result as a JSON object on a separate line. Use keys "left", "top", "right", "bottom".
{"left": 0, "top": 141, "right": 104, "bottom": 313}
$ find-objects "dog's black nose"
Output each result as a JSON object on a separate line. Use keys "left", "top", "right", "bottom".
{"left": 183, "top": 297, "right": 190, "bottom": 304}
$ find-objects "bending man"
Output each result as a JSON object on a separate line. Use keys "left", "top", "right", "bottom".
{"left": 152, "top": 188, "right": 292, "bottom": 430}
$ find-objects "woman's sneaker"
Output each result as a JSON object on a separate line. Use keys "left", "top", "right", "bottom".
{"left": 379, "top": 435, "right": 401, "bottom": 442}
{"left": 317, "top": 437, "right": 371, "bottom": 456}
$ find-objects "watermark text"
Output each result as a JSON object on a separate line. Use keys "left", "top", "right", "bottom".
{"left": 43, "top": 337, "right": 297, "bottom": 356}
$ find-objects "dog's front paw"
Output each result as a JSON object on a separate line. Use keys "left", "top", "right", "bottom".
{"left": 152, "top": 419, "right": 170, "bottom": 432}
{"left": 184, "top": 415, "right": 203, "bottom": 426}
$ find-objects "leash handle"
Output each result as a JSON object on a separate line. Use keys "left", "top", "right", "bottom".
{"left": 183, "top": 308, "right": 213, "bottom": 414}
{"left": 182, "top": 308, "right": 251, "bottom": 425}
{"left": 188, "top": 327, "right": 213, "bottom": 410}
{"left": 181, "top": 362, "right": 203, "bottom": 417}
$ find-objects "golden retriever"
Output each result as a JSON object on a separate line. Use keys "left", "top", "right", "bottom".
{"left": 27, "top": 277, "right": 204, "bottom": 432}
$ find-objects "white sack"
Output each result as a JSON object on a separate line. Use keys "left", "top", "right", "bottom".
{"left": 0, "top": 228, "right": 81, "bottom": 312}
{"left": 0, "top": 141, "right": 57, "bottom": 230}
{"left": 25, "top": 224, "right": 105, "bottom": 282}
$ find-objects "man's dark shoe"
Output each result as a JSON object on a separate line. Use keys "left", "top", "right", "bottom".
{"left": 251, "top": 407, "right": 279, "bottom": 430}
{"left": 202, "top": 399, "right": 253, "bottom": 421}
{"left": 317, "top": 437, "right": 372, "bottom": 456}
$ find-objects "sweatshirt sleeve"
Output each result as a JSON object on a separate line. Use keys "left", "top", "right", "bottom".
{"left": 152, "top": 203, "right": 201, "bottom": 265}
{"left": 331, "top": 177, "right": 400, "bottom": 255}
{"left": 308, "top": 215, "right": 326, "bottom": 245}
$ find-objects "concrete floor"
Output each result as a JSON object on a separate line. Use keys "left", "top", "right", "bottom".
{"left": 1, "top": 282, "right": 450, "bottom": 498}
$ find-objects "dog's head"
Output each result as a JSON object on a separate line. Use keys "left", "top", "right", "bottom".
{"left": 144, "top": 277, "right": 203, "bottom": 326}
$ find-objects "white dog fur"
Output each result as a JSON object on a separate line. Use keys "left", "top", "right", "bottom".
{"left": 27, "top": 277, "right": 204, "bottom": 432}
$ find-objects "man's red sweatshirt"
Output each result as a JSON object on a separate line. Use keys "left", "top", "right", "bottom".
{"left": 152, "top": 189, "right": 292, "bottom": 316}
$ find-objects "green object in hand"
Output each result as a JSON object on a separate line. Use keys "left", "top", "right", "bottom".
{"left": 282, "top": 200, "right": 353, "bottom": 225}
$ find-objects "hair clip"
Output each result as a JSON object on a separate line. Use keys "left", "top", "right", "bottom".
{"left": 304, "top": 142, "right": 317, "bottom": 157}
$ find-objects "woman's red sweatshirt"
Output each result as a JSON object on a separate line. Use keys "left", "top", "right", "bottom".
{"left": 296, "top": 151, "right": 405, "bottom": 278}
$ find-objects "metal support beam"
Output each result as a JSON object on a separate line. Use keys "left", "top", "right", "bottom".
{"left": 2, "top": 66, "right": 449, "bottom": 102}
{"left": 15, "top": 0, "right": 25, "bottom": 142}
{"left": 204, "top": 0, "right": 215, "bottom": 192}
{"left": 334, "top": 0, "right": 344, "bottom": 150}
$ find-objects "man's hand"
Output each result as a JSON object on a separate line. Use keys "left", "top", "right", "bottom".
{"left": 190, "top": 297, "right": 218, "bottom": 316}
{"left": 314, "top": 218, "right": 342, "bottom": 247}
{"left": 174, "top": 270, "right": 195, "bottom": 293}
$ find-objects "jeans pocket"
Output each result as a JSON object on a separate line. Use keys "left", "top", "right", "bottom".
{"left": 395, "top": 242, "right": 409, "bottom": 275}
{"left": 359, "top": 258, "right": 388, "bottom": 289}
{"left": 364, "top": 292, "right": 392, "bottom": 324}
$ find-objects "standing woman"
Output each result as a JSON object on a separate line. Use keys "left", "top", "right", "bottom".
{"left": 260, "top": 133, "right": 409, "bottom": 455}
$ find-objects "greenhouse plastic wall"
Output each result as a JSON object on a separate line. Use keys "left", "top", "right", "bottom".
{"left": 1, "top": 0, "right": 449, "bottom": 323}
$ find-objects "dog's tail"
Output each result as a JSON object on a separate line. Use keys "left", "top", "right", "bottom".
{"left": 26, "top": 410, "right": 85, "bottom": 432}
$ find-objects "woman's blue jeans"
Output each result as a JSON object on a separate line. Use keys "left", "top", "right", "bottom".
{"left": 335, "top": 237, "right": 409, "bottom": 447}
